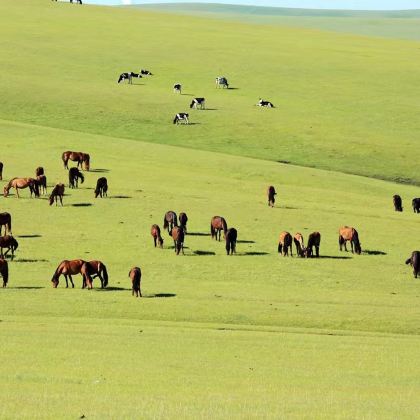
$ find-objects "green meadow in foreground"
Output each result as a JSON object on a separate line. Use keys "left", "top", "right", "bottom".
{"left": 0, "top": 1, "right": 420, "bottom": 418}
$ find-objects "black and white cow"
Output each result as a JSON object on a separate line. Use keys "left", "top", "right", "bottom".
{"left": 190, "top": 98, "right": 205, "bottom": 109}
{"left": 117, "top": 73, "right": 132, "bottom": 84}
{"left": 215, "top": 77, "right": 229, "bottom": 89}
{"left": 130, "top": 72, "right": 143, "bottom": 81}
{"left": 173, "top": 84, "right": 182, "bottom": 94}
{"left": 140, "top": 69, "right": 153, "bottom": 76}
{"left": 258, "top": 99, "right": 275, "bottom": 108}
{"left": 53, "top": 0, "right": 82, "bottom": 4}
{"left": 173, "top": 113, "right": 189, "bottom": 125}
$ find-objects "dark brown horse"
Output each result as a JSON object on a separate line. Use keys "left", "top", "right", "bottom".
{"left": 151, "top": 224, "right": 164, "bottom": 248}
{"left": 36, "top": 175, "right": 47, "bottom": 195}
{"left": 86, "top": 260, "right": 108, "bottom": 288}
{"left": 94, "top": 177, "right": 108, "bottom": 198}
{"left": 51, "top": 259, "right": 93, "bottom": 289}
{"left": 69, "top": 167, "right": 84, "bottom": 188}
{"left": 393, "top": 195, "right": 403, "bottom": 212}
{"left": 0, "top": 258, "right": 8, "bottom": 287}
{"left": 179, "top": 212, "right": 188, "bottom": 233}
{"left": 49, "top": 184, "right": 65, "bottom": 206}
{"left": 0, "top": 235, "right": 19, "bottom": 259}
{"left": 0, "top": 161, "right": 3, "bottom": 180}
{"left": 163, "top": 211, "right": 178, "bottom": 234}
{"left": 62, "top": 151, "right": 90, "bottom": 171}
{"left": 129, "top": 267, "right": 142, "bottom": 297}
{"left": 225, "top": 228, "right": 237, "bottom": 255}
{"left": 305, "top": 232, "right": 321, "bottom": 258}
{"left": 405, "top": 251, "right": 420, "bottom": 278}
{"left": 339, "top": 226, "right": 361, "bottom": 255}
{"left": 278, "top": 231, "right": 293, "bottom": 256}
{"left": 0, "top": 212, "right": 12, "bottom": 236}
{"left": 35, "top": 167, "right": 44, "bottom": 177}
{"left": 413, "top": 198, "right": 420, "bottom": 213}
{"left": 267, "top": 185, "right": 277, "bottom": 207}
{"left": 211, "top": 216, "right": 228, "bottom": 241}
{"left": 3, "top": 177, "right": 39, "bottom": 198}
{"left": 171, "top": 226, "right": 185, "bottom": 255}
{"left": 293, "top": 233, "right": 305, "bottom": 257}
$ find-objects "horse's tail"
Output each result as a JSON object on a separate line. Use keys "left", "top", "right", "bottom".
{"left": 277, "top": 242, "right": 282, "bottom": 253}
{"left": 222, "top": 218, "right": 228, "bottom": 237}
{"left": 210, "top": 221, "right": 215, "bottom": 239}
{"left": 12, "top": 237, "right": 18, "bottom": 251}
{"left": 352, "top": 230, "right": 361, "bottom": 254}
{"left": 101, "top": 263, "right": 109, "bottom": 287}
{"left": 163, "top": 216, "right": 168, "bottom": 230}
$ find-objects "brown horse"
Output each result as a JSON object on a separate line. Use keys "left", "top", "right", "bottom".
{"left": 85, "top": 260, "right": 109, "bottom": 288}
{"left": 94, "top": 177, "right": 108, "bottom": 198}
{"left": 51, "top": 259, "right": 93, "bottom": 289}
{"left": 278, "top": 231, "right": 293, "bottom": 256}
{"left": 405, "top": 251, "right": 420, "bottom": 278}
{"left": 36, "top": 175, "right": 47, "bottom": 195}
{"left": 305, "top": 232, "right": 321, "bottom": 258}
{"left": 35, "top": 167, "right": 44, "bottom": 177}
{"left": 0, "top": 212, "right": 12, "bottom": 235}
{"left": 179, "top": 212, "right": 188, "bottom": 233}
{"left": 225, "top": 228, "right": 237, "bottom": 255}
{"left": 339, "top": 226, "right": 361, "bottom": 255}
{"left": 163, "top": 211, "right": 178, "bottom": 234}
{"left": 211, "top": 216, "right": 228, "bottom": 241}
{"left": 0, "top": 161, "right": 3, "bottom": 180}
{"left": 49, "top": 184, "right": 65, "bottom": 206}
{"left": 171, "top": 226, "right": 185, "bottom": 255}
{"left": 129, "top": 267, "right": 142, "bottom": 297}
{"left": 293, "top": 233, "right": 305, "bottom": 257}
{"left": 3, "top": 177, "right": 39, "bottom": 198}
{"left": 62, "top": 151, "right": 90, "bottom": 171}
{"left": 0, "top": 235, "right": 19, "bottom": 259}
{"left": 393, "top": 195, "right": 403, "bottom": 212}
{"left": 151, "top": 224, "right": 164, "bottom": 248}
{"left": 0, "top": 258, "right": 8, "bottom": 287}
{"left": 267, "top": 186, "right": 277, "bottom": 207}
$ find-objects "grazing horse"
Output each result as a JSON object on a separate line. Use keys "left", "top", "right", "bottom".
{"left": 35, "top": 167, "right": 44, "bottom": 177}
{"left": 0, "top": 259, "right": 8, "bottom": 287}
{"left": 151, "top": 224, "right": 164, "bottom": 248}
{"left": 163, "top": 211, "right": 178, "bottom": 234}
{"left": 0, "top": 212, "right": 12, "bottom": 236}
{"left": 49, "top": 183, "right": 65, "bottom": 206}
{"left": 86, "top": 260, "right": 108, "bottom": 288}
{"left": 278, "top": 231, "right": 293, "bottom": 256}
{"left": 179, "top": 212, "right": 188, "bottom": 233}
{"left": 405, "top": 251, "right": 420, "bottom": 278}
{"left": 393, "top": 195, "right": 403, "bottom": 212}
{"left": 225, "top": 228, "right": 237, "bottom": 255}
{"left": 94, "top": 177, "right": 108, "bottom": 198}
{"left": 140, "top": 69, "right": 153, "bottom": 76}
{"left": 305, "top": 232, "right": 321, "bottom": 258}
{"left": 171, "top": 226, "right": 185, "bottom": 255}
{"left": 51, "top": 259, "right": 93, "bottom": 289}
{"left": 3, "top": 177, "right": 39, "bottom": 198}
{"left": 173, "top": 113, "right": 189, "bottom": 125}
{"left": 190, "top": 98, "right": 205, "bottom": 109}
{"left": 69, "top": 167, "right": 84, "bottom": 188}
{"left": 62, "top": 151, "right": 90, "bottom": 171}
{"left": 413, "top": 198, "right": 420, "bottom": 213}
{"left": 0, "top": 161, "right": 3, "bottom": 180}
{"left": 173, "top": 83, "right": 182, "bottom": 94}
{"left": 211, "top": 216, "right": 228, "bottom": 241}
{"left": 258, "top": 99, "right": 275, "bottom": 108}
{"left": 129, "top": 267, "right": 142, "bottom": 297}
{"left": 215, "top": 77, "right": 229, "bottom": 89}
{"left": 36, "top": 175, "right": 47, "bottom": 195}
{"left": 339, "top": 226, "right": 361, "bottom": 255}
{"left": 0, "top": 235, "right": 19, "bottom": 259}
{"left": 293, "top": 233, "right": 305, "bottom": 257}
{"left": 267, "top": 185, "right": 277, "bottom": 207}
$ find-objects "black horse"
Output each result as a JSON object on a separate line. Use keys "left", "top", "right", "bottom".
{"left": 225, "top": 228, "right": 237, "bottom": 255}
{"left": 413, "top": 198, "right": 420, "bottom": 213}
{"left": 69, "top": 167, "right": 84, "bottom": 188}
{"left": 393, "top": 195, "right": 403, "bottom": 212}
{"left": 95, "top": 177, "right": 108, "bottom": 198}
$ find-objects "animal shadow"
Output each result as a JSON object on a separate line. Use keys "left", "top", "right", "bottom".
{"left": 14, "top": 258, "right": 49, "bottom": 263}
{"left": 227, "top": 87, "right": 239, "bottom": 90}
{"left": 10, "top": 286, "right": 44, "bottom": 289}
{"left": 193, "top": 250, "right": 216, "bottom": 256}
{"left": 239, "top": 252, "right": 269, "bottom": 256}
{"left": 72, "top": 203, "right": 93, "bottom": 207}
{"left": 318, "top": 255, "right": 353, "bottom": 260}
{"left": 237, "top": 240, "right": 255, "bottom": 244}
{"left": 97, "top": 286, "right": 127, "bottom": 291}
{"left": 145, "top": 293, "right": 176, "bottom": 298}
{"left": 181, "top": 93, "right": 195, "bottom": 96}
{"left": 16, "top": 234, "right": 42, "bottom": 238}
{"left": 90, "top": 168, "right": 109, "bottom": 173}
{"left": 109, "top": 195, "right": 132, "bottom": 199}
{"left": 188, "top": 232, "right": 211, "bottom": 237}
{"left": 363, "top": 250, "right": 387, "bottom": 256}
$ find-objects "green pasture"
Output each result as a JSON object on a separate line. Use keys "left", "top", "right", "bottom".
{"left": 1, "top": 1, "right": 420, "bottom": 418}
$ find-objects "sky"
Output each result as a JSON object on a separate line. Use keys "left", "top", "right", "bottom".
{"left": 83, "top": 0, "right": 420, "bottom": 9}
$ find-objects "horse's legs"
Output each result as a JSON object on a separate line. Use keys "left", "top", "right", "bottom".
{"left": 154, "top": 237, "right": 157, "bottom": 247}
{"left": 69, "top": 275, "right": 74, "bottom": 288}
{"left": 64, "top": 275, "right": 69, "bottom": 288}
{"left": 15, "top": 187, "right": 19, "bottom": 198}
{"left": 350, "top": 241, "right": 354, "bottom": 253}
{"left": 316, "top": 246, "right": 319, "bottom": 257}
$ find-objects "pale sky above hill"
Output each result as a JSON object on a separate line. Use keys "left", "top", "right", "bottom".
{"left": 84, "top": 0, "right": 420, "bottom": 10}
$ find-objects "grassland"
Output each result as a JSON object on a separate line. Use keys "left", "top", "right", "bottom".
{"left": 1, "top": 1, "right": 420, "bottom": 418}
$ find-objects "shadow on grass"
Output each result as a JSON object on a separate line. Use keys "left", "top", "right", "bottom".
{"left": 90, "top": 169, "right": 109, "bottom": 173}
{"left": 181, "top": 93, "right": 195, "bottom": 96}
{"left": 237, "top": 240, "right": 255, "bottom": 244}
{"left": 9, "top": 286, "right": 44, "bottom": 289}
{"left": 318, "top": 255, "right": 353, "bottom": 260}
{"left": 14, "top": 259, "right": 49, "bottom": 263}
{"left": 192, "top": 250, "right": 216, "bottom": 256}
{"left": 188, "top": 232, "right": 211, "bottom": 237}
{"left": 363, "top": 250, "right": 387, "bottom": 256}
{"left": 72, "top": 203, "right": 93, "bottom": 207}
{"left": 16, "top": 234, "right": 42, "bottom": 238}
{"left": 238, "top": 252, "right": 269, "bottom": 256}
{"left": 227, "top": 87, "right": 239, "bottom": 90}
{"left": 109, "top": 195, "right": 132, "bottom": 199}
{"left": 144, "top": 293, "right": 176, "bottom": 298}
{"left": 96, "top": 286, "right": 127, "bottom": 291}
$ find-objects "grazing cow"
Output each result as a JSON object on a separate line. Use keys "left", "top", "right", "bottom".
{"left": 117, "top": 73, "right": 132, "bottom": 84}
{"left": 49, "top": 183, "right": 65, "bottom": 206}
{"left": 151, "top": 224, "right": 164, "bottom": 248}
{"left": 171, "top": 226, "right": 185, "bottom": 255}
{"left": 225, "top": 228, "right": 237, "bottom": 255}
{"left": 278, "top": 232, "right": 293, "bottom": 256}
{"left": 140, "top": 69, "right": 153, "bottom": 76}
{"left": 0, "top": 161, "right": 3, "bottom": 180}
{"left": 129, "top": 267, "right": 142, "bottom": 297}
{"left": 130, "top": 72, "right": 143, "bottom": 81}
{"left": 267, "top": 185, "right": 277, "bottom": 207}
{"left": 0, "top": 212, "right": 12, "bottom": 236}
{"left": 393, "top": 195, "right": 403, "bottom": 212}
{"left": 0, "top": 258, "right": 8, "bottom": 287}
{"left": 51, "top": 259, "right": 92, "bottom": 289}
{"left": 0, "top": 235, "right": 19, "bottom": 259}
{"left": 35, "top": 167, "right": 44, "bottom": 177}
{"left": 163, "top": 211, "right": 178, "bottom": 234}
{"left": 86, "top": 260, "right": 109, "bottom": 288}
{"left": 293, "top": 233, "right": 305, "bottom": 257}
{"left": 62, "top": 151, "right": 90, "bottom": 171}
{"left": 405, "top": 251, "right": 420, "bottom": 278}
{"left": 36, "top": 175, "right": 47, "bottom": 195}
{"left": 215, "top": 77, "right": 229, "bottom": 89}
{"left": 258, "top": 99, "right": 275, "bottom": 108}
{"left": 339, "top": 226, "right": 361, "bottom": 255}
{"left": 190, "top": 98, "right": 206, "bottom": 109}
{"left": 173, "top": 113, "right": 189, "bottom": 125}
{"left": 94, "top": 177, "right": 108, "bottom": 198}
{"left": 179, "top": 212, "right": 188, "bottom": 233}
{"left": 211, "top": 216, "right": 228, "bottom": 241}
{"left": 413, "top": 198, "right": 420, "bottom": 213}
{"left": 305, "top": 232, "right": 321, "bottom": 258}
{"left": 69, "top": 167, "right": 84, "bottom": 188}
{"left": 173, "top": 83, "right": 182, "bottom": 94}
{"left": 3, "top": 177, "right": 39, "bottom": 198}
{"left": 53, "top": 0, "right": 82, "bottom": 3}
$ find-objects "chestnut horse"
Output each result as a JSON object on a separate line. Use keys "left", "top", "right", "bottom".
{"left": 179, "top": 212, "right": 188, "bottom": 233}
{"left": 267, "top": 186, "right": 277, "bottom": 207}
{"left": 86, "top": 260, "right": 108, "bottom": 288}
{"left": 36, "top": 175, "right": 47, "bottom": 195}
{"left": 129, "top": 267, "right": 142, "bottom": 297}
{"left": 305, "top": 232, "right": 321, "bottom": 258}
{"left": 0, "top": 235, "right": 19, "bottom": 259}
{"left": 393, "top": 195, "right": 403, "bottom": 212}
{"left": 171, "top": 226, "right": 185, "bottom": 255}
{"left": 49, "top": 184, "right": 65, "bottom": 206}
{"left": 0, "top": 258, "right": 8, "bottom": 287}
{"left": 339, "top": 226, "right": 361, "bottom": 255}
{"left": 405, "top": 251, "right": 420, "bottom": 278}
{"left": 0, "top": 161, "right": 3, "bottom": 180}
{"left": 163, "top": 211, "right": 178, "bottom": 234}
{"left": 62, "top": 151, "right": 90, "bottom": 171}
{"left": 51, "top": 259, "right": 93, "bottom": 289}
{"left": 151, "top": 224, "right": 164, "bottom": 248}
{"left": 3, "top": 177, "right": 39, "bottom": 198}
{"left": 278, "top": 231, "right": 293, "bottom": 256}
{"left": 293, "top": 233, "right": 305, "bottom": 257}
{"left": 225, "top": 228, "right": 237, "bottom": 255}
{"left": 211, "top": 216, "right": 228, "bottom": 241}
{"left": 0, "top": 212, "right": 12, "bottom": 235}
